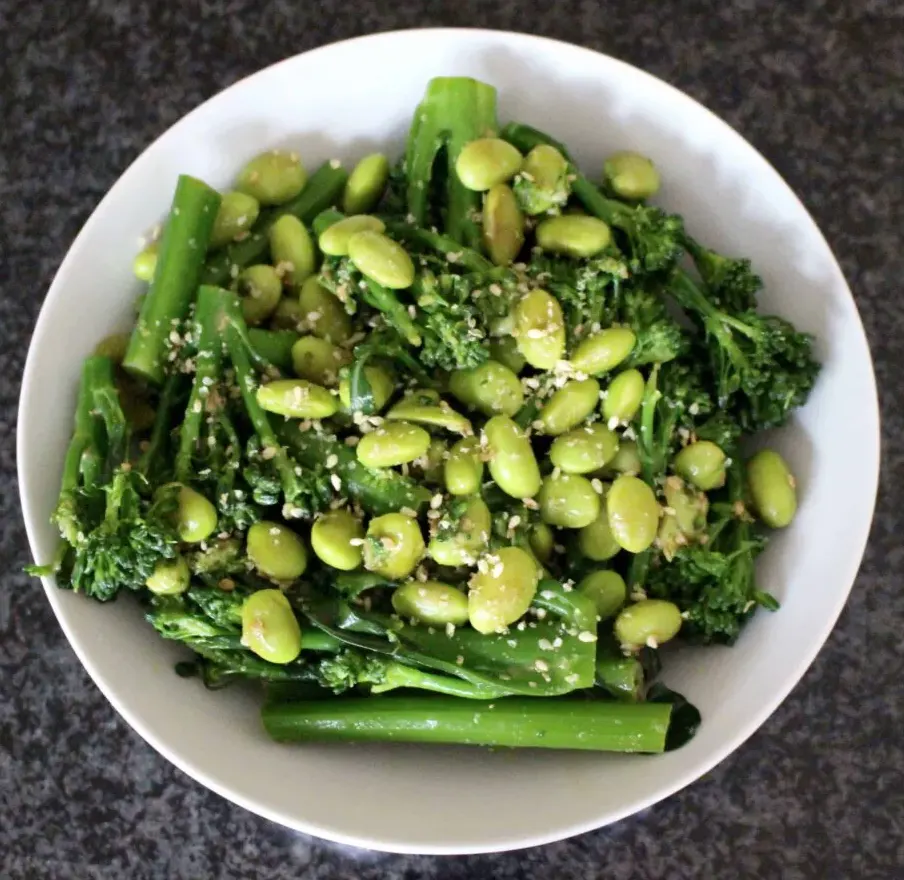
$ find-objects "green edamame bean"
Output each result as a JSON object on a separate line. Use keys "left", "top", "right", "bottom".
{"left": 537, "top": 472, "right": 601, "bottom": 529}
{"left": 604, "top": 151, "right": 661, "bottom": 200}
{"left": 392, "top": 580, "right": 470, "bottom": 627}
{"left": 209, "top": 191, "right": 260, "bottom": 250}
{"left": 615, "top": 599, "right": 682, "bottom": 650}
{"left": 163, "top": 483, "right": 217, "bottom": 543}
{"left": 298, "top": 277, "right": 352, "bottom": 343}
{"left": 146, "top": 555, "right": 190, "bottom": 596}
{"left": 269, "top": 215, "right": 316, "bottom": 287}
{"left": 468, "top": 546, "right": 539, "bottom": 634}
{"left": 529, "top": 522, "right": 555, "bottom": 564}
{"left": 386, "top": 396, "right": 473, "bottom": 435}
{"left": 448, "top": 360, "right": 524, "bottom": 418}
{"left": 578, "top": 569, "right": 626, "bottom": 621}
{"left": 241, "top": 589, "right": 302, "bottom": 664}
{"left": 537, "top": 378, "right": 601, "bottom": 435}
{"left": 516, "top": 144, "right": 570, "bottom": 215}
{"left": 291, "top": 336, "right": 349, "bottom": 386}
{"left": 256, "top": 379, "right": 339, "bottom": 419}
{"left": 133, "top": 241, "right": 158, "bottom": 282}
{"left": 550, "top": 424, "right": 619, "bottom": 474}
{"left": 343, "top": 153, "right": 391, "bottom": 215}
{"left": 747, "top": 449, "right": 797, "bottom": 528}
{"left": 338, "top": 365, "right": 395, "bottom": 413}
{"left": 94, "top": 332, "right": 131, "bottom": 363}
{"left": 318, "top": 214, "right": 386, "bottom": 257}
{"left": 269, "top": 296, "right": 304, "bottom": 330}
{"left": 483, "top": 415, "right": 542, "bottom": 499}
{"left": 238, "top": 264, "right": 282, "bottom": 326}
{"left": 311, "top": 509, "right": 365, "bottom": 571}
{"left": 363, "top": 512, "right": 425, "bottom": 580}
{"left": 673, "top": 440, "right": 727, "bottom": 491}
{"left": 347, "top": 230, "right": 415, "bottom": 289}
{"left": 482, "top": 183, "right": 525, "bottom": 266}
{"left": 456, "top": 138, "right": 523, "bottom": 192}
{"left": 247, "top": 521, "right": 308, "bottom": 582}
{"left": 489, "top": 336, "right": 526, "bottom": 374}
{"left": 356, "top": 421, "right": 431, "bottom": 468}
{"left": 513, "top": 288, "right": 566, "bottom": 370}
{"left": 444, "top": 437, "right": 485, "bottom": 496}
{"left": 237, "top": 150, "right": 306, "bottom": 205}
{"left": 602, "top": 369, "right": 645, "bottom": 423}
{"left": 578, "top": 503, "right": 622, "bottom": 562}
{"left": 536, "top": 214, "right": 612, "bottom": 259}
{"left": 663, "top": 476, "right": 708, "bottom": 535}
{"left": 607, "top": 475, "right": 660, "bottom": 553}
{"left": 603, "top": 439, "right": 642, "bottom": 477}
{"left": 412, "top": 437, "right": 447, "bottom": 486}
{"left": 428, "top": 497, "right": 491, "bottom": 567}
{"left": 571, "top": 327, "right": 636, "bottom": 375}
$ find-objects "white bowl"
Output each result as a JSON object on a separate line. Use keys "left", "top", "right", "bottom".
{"left": 18, "top": 28, "right": 879, "bottom": 855}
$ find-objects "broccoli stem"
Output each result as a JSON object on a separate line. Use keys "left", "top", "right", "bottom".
{"left": 372, "top": 662, "right": 512, "bottom": 699}
{"left": 124, "top": 175, "right": 222, "bottom": 385}
{"left": 595, "top": 654, "right": 645, "bottom": 702}
{"left": 381, "top": 220, "right": 494, "bottom": 273}
{"left": 361, "top": 278, "right": 422, "bottom": 346}
{"left": 138, "top": 373, "right": 184, "bottom": 480}
{"left": 262, "top": 695, "right": 673, "bottom": 752}
{"left": 202, "top": 161, "right": 348, "bottom": 286}
{"left": 274, "top": 423, "right": 431, "bottom": 516}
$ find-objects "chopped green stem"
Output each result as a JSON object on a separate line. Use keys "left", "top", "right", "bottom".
{"left": 138, "top": 373, "right": 184, "bottom": 480}
{"left": 382, "top": 220, "right": 493, "bottom": 272}
{"left": 361, "top": 278, "right": 422, "bottom": 346}
{"left": 312, "top": 208, "right": 345, "bottom": 238}
{"left": 595, "top": 654, "right": 644, "bottom": 702}
{"left": 372, "top": 662, "right": 512, "bottom": 699}
{"left": 262, "top": 695, "right": 673, "bottom": 752}
{"left": 301, "top": 630, "right": 344, "bottom": 653}
{"left": 124, "top": 175, "right": 221, "bottom": 384}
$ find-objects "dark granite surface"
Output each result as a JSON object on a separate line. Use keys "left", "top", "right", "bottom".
{"left": 2, "top": 0, "right": 903, "bottom": 877}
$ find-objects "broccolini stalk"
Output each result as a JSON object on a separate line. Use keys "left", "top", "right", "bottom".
{"left": 124, "top": 175, "right": 222, "bottom": 384}
{"left": 361, "top": 277, "right": 423, "bottom": 346}
{"left": 406, "top": 77, "right": 498, "bottom": 249}
{"left": 381, "top": 220, "right": 494, "bottom": 273}
{"left": 137, "top": 373, "right": 185, "bottom": 481}
{"left": 262, "top": 696, "right": 673, "bottom": 752}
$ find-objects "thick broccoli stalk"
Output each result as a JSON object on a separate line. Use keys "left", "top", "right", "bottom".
{"left": 684, "top": 236, "right": 761, "bottom": 312}
{"left": 406, "top": 77, "right": 499, "bottom": 250}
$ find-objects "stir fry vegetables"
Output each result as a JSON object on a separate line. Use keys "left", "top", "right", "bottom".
{"left": 29, "top": 76, "right": 819, "bottom": 754}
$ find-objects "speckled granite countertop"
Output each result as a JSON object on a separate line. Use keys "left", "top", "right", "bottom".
{"left": 2, "top": 1, "right": 902, "bottom": 877}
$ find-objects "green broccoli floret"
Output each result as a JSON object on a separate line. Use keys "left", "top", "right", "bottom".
{"left": 684, "top": 236, "right": 762, "bottom": 312}
{"left": 316, "top": 649, "right": 388, "bottom": 693}
{"left": 618, "top": 285, "right": 688, "bottom": 366}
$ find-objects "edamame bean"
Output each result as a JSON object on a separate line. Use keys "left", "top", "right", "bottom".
{"left": 146, "top": 555, "right": 190, "bottom": 596}
{"left": 247, "top": 521, "right": 308, "bottom": 582}
{"left": 468, "top": 546, "right": 539, "bottom": 634}
{"left": 513, "top": 288, "right": 566, "bottom": 369}
{"left": 428, "top": 497, "right": 491, "bottom": 567}
{"left": 338, "top": 365, "right": 395, "bottom": 413}
{"left": 663, "top": 476, "right": 708, "bottom": 535}
{"left": 241, "top": 589, "right": 302, "bottom": 664}
{"left": 489, "top": 336, "right": 526, "bottom": 374}
{"left": 571, "top": 327, "right": 636, "bottom": 375}
{"left": 529, "top": 522, "right": 555, "bottom": 564}
{"left": 94, "top": 332, "right": 131, "bottom": 363}
{"left": 536, "top": 214, "right": 612, "bottom": 259}
{"left": 363, "top": 512, "right": 425, "bottom": 579}
{"left": 133, "top": 241, "right": 158, "bottom": 282}
{"left": 238, "top": 264, "right": 282, "bottom": 326}
{"left": 343, "top": 153, "right": 391, "bottom": 214}
{"left": 413, "top": 438, "right": 447, "bottom": 486}
{"left": 356, "top": 421, "right": 431, "bottom": 468}
{"left": 444, "top": 437, "right": 485, "bottom": 496}
{"left": 298, "top": 276, "right": 352, "bottom": 343}
{"left": 483, "top": 415, "right": 542, "bottom": 499}
{"left": 237, "top": 150, "right": 306, "bottom": 205}
{"left": 482, "top": 183, "right": 525, "bottom": 266}
{"left": 604, "top": 151, "right": 661, "bottom": 200}
{"left": 673, "top": 440, "right": 727, "bottom": 491}
{"left": 602, "top": 369, "right": 645, "bottom": 423}
{"left": 578, "top": 503, "right": 622, "bottom": 562}
{"left": 550, "top": 424, "right": 619, "bottom": 474}
{"left": 537, "top": 378, "right": 601, "bottom": 435}
{"left": 448, "top": 360, "right": 524, "bottom": 417}
{"left": 607, "top": 475, "right": 659, "bottom": 553}
{"left": 269, "top": 296, "right": 304, "bottom": 330}
{"left": 291, "top": 336, "right": 349, "bottom": 386}
{"left": 603, "top": 439, "right": 642, "bottom": 477}
{"left": 318, "top": 214, "right": 386, "bottom": 256}
{"left": 578, "top": 569, "right": 626, "bottom": 621}
{"left": 387, "top": 396, "right": 473, "bottom": 435}
{"left": 311, "top": 509, "right": 365, "bottom": 571}
{"left": 347, "top": 230, "right": 415, "bottom": 289}
{"left": 256, "top": 379, "right": 339, "bottom": 419}
{"left": 209, "top": 191, "right": 260, "bottom": 250}
{"left": 392, "top": 580, "right": 470, "bottom": 626}
{"left": 163, "top": 483, "right": 217, "bottom": 543}
{"left": 516, "top": 144, "right": 570, "bottom": 215}
{"left": 456, "top": 138, "right": 523, "bottom": 192}
{"left": 747, "top": 449, "right": 797, "bottom": 528}
{"left": 538, "top": 472, "right": 601, "bottom": 529}
{"left": 269, "top": 215, "right": 316, "bottom": 286}
{"left": 615, "top": 599, "right": 682, "bottom": 650}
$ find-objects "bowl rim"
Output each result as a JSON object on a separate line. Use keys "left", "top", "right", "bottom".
{"left": 17, "top": 27, "right": 881, "bottom": 855}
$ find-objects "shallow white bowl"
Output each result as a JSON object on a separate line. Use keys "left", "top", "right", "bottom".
{"left": 19, "top": 28, "right": 879, "bottom": 855}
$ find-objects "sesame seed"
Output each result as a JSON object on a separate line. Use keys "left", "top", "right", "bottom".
{"left": 578, "top": 631, "right": 597, "bottom": 643}
{"left": 330, "top": 474, "right": 342, "bottom": 491}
